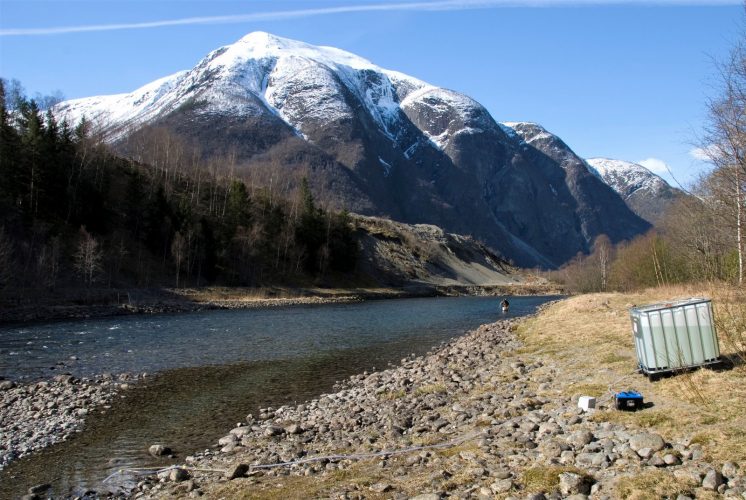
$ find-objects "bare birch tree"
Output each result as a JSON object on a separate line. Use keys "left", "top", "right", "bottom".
{"left": 74, "top": 227, "right": 103, "bottom": 285}
{"left": 701, "top": 36, "right": 746, "bottom": 285}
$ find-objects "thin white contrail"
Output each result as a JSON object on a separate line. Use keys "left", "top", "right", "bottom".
{"left": 0, "top": 0, "right": 740, "bottom": 36}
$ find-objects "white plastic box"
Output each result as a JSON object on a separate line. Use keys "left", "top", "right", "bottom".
{"left": 629, "top": 298, "right": 720, "bottom": 380}
{"left": 578, "top": 396, "right": 596, "bottom": 412}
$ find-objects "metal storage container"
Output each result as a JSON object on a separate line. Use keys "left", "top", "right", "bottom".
{"left": 629, "top": 298, "right": 720, "bottom": 380}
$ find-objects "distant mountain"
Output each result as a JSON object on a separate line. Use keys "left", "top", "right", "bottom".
{"left": 54, "top": 31, "right": 650, "bottom": 267}
{"left": 586, "top": 158, "right": 684, "bottom": 224}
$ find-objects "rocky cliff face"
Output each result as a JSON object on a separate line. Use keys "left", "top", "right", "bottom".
{"left": 55, "top": 32, "right": 650, "bottom": 267}
{"left": 585, "top": 158, "right": 684, "bottom": 224}
{"left": 352, "top": 215, "right": 518, "bottom": 287}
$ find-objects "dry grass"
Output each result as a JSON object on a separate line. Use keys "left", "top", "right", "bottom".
{"left": 378, "top": 389, "right": 406, "bottom": 400}
{"left": 517, "top": 284, "right": 746, "bottom": 464}
{"left": 206, "top": 466, "right": 389, "bottom": 500}
{"left": 520, "top": 465, "right": 589, "bottom": 493}
{"left": 414, "top": 383, "right": 447, "bottom": 395}
{"left": 613, "top": 470, "right": 700, "bottom": 500}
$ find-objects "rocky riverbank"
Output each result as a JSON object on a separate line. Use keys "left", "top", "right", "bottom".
{"left": 0, "top": 293, "right": 367, "bottom": 325}
{"left": 125, "top": 318, "right": 745, "bottom": 499}
{"left": 0, "top": 372, "right": 144, "bottom": 471}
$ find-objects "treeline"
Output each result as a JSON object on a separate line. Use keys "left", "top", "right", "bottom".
{"left": 550, "top": 196, "right": 739, "bottom": 293}
{"left": 553, "top": 31, "right": 746, "bottom": 294}
{"left": 0, "top": 79, "right": 357, "bottom": 294}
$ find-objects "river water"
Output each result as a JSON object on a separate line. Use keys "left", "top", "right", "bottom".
{"left": 0, "top": 295, "right": 556, "bottom": 498}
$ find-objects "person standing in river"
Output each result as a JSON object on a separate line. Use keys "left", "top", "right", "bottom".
{"left": 500, "top": 298, "right": 509, "bottom": 313}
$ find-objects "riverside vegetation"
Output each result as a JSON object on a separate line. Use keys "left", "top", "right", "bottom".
{"left": 114, "top": 286, "right": 744, "bottom": 500}
{"left": 0, "top": 79, "right": 359, "bottom": 303}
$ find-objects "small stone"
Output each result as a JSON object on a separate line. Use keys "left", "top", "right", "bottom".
{"left": 629, "top": 432, "right": 665, "bottom": 453}
{"left": 722, "top": 461, "right": 739, "bottom": 478}
{"left": 649, "top": 455, "right": 666, "bottom": 467}
{"left": 559, "top": 472, "right": 591, "bottom": 496}
{"left": 540, "top": 441, "right": 563, "bottom": 459}
{"left": 169, "top": 468, "right": 191, "bottom": 482}
{"left": 229, "top": 427, "right": 250, "bottom": 437}
{"left": 0, "top": 380, "right": 16, "bottom": 390}
{"left": 664, "top": 454, "right": 682, "bottom": 466}
{"left": 702, "top": 469, "right": 724, "bottom": 490}
{"left": 264, "top": 426, "right": 285, "bottom": 437}
{"left": 28, "top": 484, "right": 51, "bottom": 495}
{"left": 149, "top": 444, "right": 171, "bottom": 457}
{"left": 54, "top": 374, "right": 75, "bottom": 384}
{"left": 409, "top": 494, "right": 442, "bottom": 500}
{"left": 225, "top": 463, "right": 250, "bottom": 480}
{"left": 493, "top": 468, "right": 511, "bottom": 479}
{"left": 576, "top": 452, "right": 604, "bottom": 467}
{"left": 560, "top": 450, "right": 576, "bottom": 465}
{"left": 286, "top": 424, "right": 303, "bottom": 435}
{"left": 675, "top": 495, "right": 693, "bottom": 500}
{"left": 490, "top": 478, "right": 513, "bottom": 493}
{"left": 218, "top": 435, "right": 238, "bottom": 446}
{"left": 637, "top": 447, "right": 654, "bottom": 459}
{"left": 370, "top": 482, "right": 392, "bottom": 493}
{"left": 567, "top": 430, "right": 594, "bottom": 448}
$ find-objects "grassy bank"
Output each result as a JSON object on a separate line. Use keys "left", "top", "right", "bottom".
{"left": 517, "top": 284, "right": 746, "bottom": 467}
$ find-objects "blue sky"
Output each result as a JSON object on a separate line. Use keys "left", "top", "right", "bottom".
{"left": 0, "top": 0, "right": 742, "bottom": 186}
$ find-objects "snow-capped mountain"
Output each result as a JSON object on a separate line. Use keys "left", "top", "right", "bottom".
{"left": 54, "top": 32, "right": 650, "bottom": 267}
{"left": 586, "top": 158, "right": 683, "bottom": 224}
{"left": 56, "top": 32, "right": 450, "bottom": 145}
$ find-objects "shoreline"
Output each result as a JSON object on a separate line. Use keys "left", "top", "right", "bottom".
{"left": 121, "top": 312, "right": 743, "bottom": 499}
{"left": 0, "top": 372, "right": 145, "bottom": 472}
{"left": 0, "top": 283, "right": 563, "bottom": 326}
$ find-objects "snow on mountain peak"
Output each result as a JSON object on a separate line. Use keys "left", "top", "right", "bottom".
{"left": 586, "top": 157, "right": 671, "bottom": 196}
{"left": 210, "top": 31, "right": 379, "bottom": 73}
{"left": 54, "top": 31, "right": 436, "bottom": 142}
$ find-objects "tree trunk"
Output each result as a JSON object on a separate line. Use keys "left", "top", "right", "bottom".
{"left": 737, "top": 167, "right": 744, "bottom": 285}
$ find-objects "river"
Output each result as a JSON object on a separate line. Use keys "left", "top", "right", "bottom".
{"left": 0, "top": 295, "right": 556, "bottom": 498}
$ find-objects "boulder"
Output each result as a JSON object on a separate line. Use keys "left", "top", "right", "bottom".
{"left": 722, "top": 461, "right": 739, "bottom": 479}
{"left": 149, "top": 444, "right": 171, "bottom": 457}
{"left": 225, "top": 463, "right": 250, "bottom": 480}
{"left": 567, "top": 430, "right": 594, "bottom": 448}
{"left": 264, "top": 426, "right": 285, "bottom": 437}
{"left": 629, "top": 432, "right": 665, "bottom": 453}
{"left": 702, "top": 469, "right": 724, "bottom": 491}
{"left": 559, "top": 472, "right": 591, "bottom": 495}
{"left": 169, "top": 468, "right": 191, "bottom": 482}
{"left": 490, "top": 479, "right": 513, "bottom": 493}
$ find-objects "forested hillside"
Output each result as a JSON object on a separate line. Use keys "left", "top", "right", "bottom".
{"left": 0, "top": 80, "right": 358, "bottom": 296}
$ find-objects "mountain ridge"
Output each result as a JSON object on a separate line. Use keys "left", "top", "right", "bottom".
{"left": 586, "top": 157, "right": 684, "bottom": 224}
{"left": 54, "top": 31, "right": 651, "bottom": 268}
